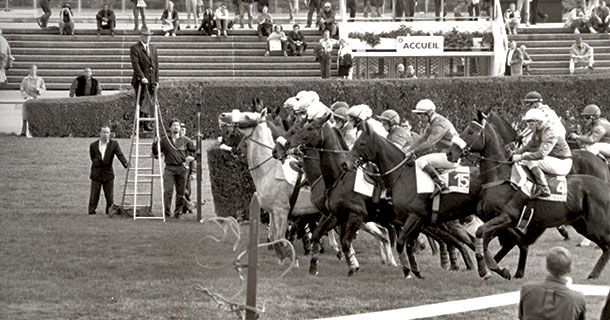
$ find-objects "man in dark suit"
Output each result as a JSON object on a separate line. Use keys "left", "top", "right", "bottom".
{"left": 505, "top": 40, "right": 523, "bottom": 76}
{"left": 88, "top": 125, "right": 129, "bottom": 215}
{"left": 130, "top": 28, "right": 158, "bottom": 131}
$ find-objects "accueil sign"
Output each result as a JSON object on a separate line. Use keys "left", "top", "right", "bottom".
{"left": 396, "top": 36, "right": 444, "bottom": 55}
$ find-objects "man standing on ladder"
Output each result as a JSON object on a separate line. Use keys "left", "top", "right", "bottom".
{"left": 130, "top": 28, "right": 158, "bottom": 132}
{"left": 152, "top": 118, "right": 196, "bottom": 219}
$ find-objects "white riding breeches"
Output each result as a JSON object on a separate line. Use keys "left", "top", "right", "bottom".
{"left": 523, "top": 156, "right": 572, "bottom": 175}
{"left": 585, "top": 143, "right": 610, "bottom": 157}
{"left": 415, "top": 153, "right": 460, "bottom": 170}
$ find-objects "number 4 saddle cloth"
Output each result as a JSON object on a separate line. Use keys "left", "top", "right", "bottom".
{"left": 510, "top": 164, "right": 568, "bottom": 202}
{"left": 415, "top": 166, "right": 471, "bottom": 195}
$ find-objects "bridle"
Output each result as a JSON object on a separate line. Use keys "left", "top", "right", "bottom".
{"left": 232, "top": 119, "right": 276, "bottom": 171}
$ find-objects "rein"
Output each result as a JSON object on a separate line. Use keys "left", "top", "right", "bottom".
{"left": 236, "top": 119, "right": 276, "bottom": 171}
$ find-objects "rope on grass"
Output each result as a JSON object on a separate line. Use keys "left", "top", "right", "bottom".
{"left": 194, "top": 218, "right": 296, "bottom": 320}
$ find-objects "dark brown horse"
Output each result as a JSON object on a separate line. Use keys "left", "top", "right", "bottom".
{"left": 447, "top": 111, "right": 610, "bottom": 279}
{"left": 348, "top": 122, "right": 482, "bottom": 278}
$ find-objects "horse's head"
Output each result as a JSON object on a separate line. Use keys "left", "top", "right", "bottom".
{"left": 351, "top": 122, "right": 377, "bottom": 164}
{"left": 218, "top": 109, "right": 266, "bottom": 136}
{"left": 283, "top": 113, "right": 331, "bottom": 149}
{"left": 447, "top": 110, "right": 488, "bottom": 162}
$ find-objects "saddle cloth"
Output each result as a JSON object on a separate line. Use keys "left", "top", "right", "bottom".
{"left": 275, "top": 156, "right": 300, "bottom": 187}
{"left": 510, "top": 164, "right": 567, "bottom": 202}
{"left": 415, "top": 166, "right": 471, "bottom": 194}
{"left": 354, "top": 167, "right": 375, "bottom": 197}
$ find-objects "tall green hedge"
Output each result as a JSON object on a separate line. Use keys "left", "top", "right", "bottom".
{"left": 26, "top": 76, "right": 610, "bottom": 139}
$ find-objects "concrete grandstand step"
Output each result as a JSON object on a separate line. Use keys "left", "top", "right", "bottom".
{"left": 9, "top": 40, "right": 322, "bottom": 50}
{"left": 4, "top": 34, "right": 324, "bottom": 43}
{"left": 11, "top": 61, "right": 321, "bottom": 70}
{"left": 527, "top": 53, "right": 610, "bottom": 61}
{"left": 526, "top": 47, "right": 610, "bottom": 54}
{"left": 2, "top": 28, "right": 324, "bottom": 36}
{"left": 512, "top": 39, "right": 610, "bottom": 48}
{"left": 511, "top": 33, "right": 610, "bottom": 41}
{"left": 11, "top": 47, "right": 334, "bottom": 56}
{"left": 516, "top": 26, "right": 574, "bottom": 34}
{"left": 529, "top": 67, "right": 610, "bottom": 75}
{"left": 11, "top": 55, "right": 335, "bottom": 63}
{"left": 531, "top": 60, "right": 610, "bottom": 68}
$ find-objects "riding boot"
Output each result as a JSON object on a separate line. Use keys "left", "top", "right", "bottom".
{"left": 529, "top": 166, "right": 551, "bottom": 198}
{"left": 423, "top": 164, "right": 449, "bottom": 193}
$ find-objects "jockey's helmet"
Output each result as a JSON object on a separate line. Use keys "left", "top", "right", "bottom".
{"left": 333, "top": 106, "right": 349, "bottom": 121}
{"left": 581, "top": 104, "right": 601, "bottom": 117}
{"left": 283, "top": 97, "right": 299, "bottom": 109}
{"left": 348, "top": 104, "right": 373, "bottom": 121}
{"left": 522, "top": 108, "right": 546, "bottom": 122}
{"left": 330, "top": 101, "right": 349, "bottom": 112}
{"left": 377, "top": 109, "right": 400, "bottom": 126}
{"left": 412, "top": 99, "right": 436, "bottom": 113}
{"left": 523, "top": 91, "right": 543, "bottom": 103}
{"left": 306, "top": 101, "right": 331, "bottom": 121}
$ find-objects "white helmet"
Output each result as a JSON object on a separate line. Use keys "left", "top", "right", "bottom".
{"left": 412, "top": 99, "right": 436, "bottom": 113}
{"left": 283, "top": 97, "right": 299, "bottom": 109}
{"left": 306, "top": 101, "right": 331, "bottom": 121}
{"left": 522, "top": 108, "right": 546, "bottom": 122}
{"left": 348, "top": 104, "right": 373, "bottom": 121}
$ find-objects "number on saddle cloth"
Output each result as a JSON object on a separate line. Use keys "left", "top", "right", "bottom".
{"left": 510, "top": 164, "right": 568, "bottom": 202}
{"left": 415, "top": 166, "right": 471, "bottom": 194}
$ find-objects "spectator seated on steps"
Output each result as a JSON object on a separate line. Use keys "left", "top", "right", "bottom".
{"left": 520, "top": 45, "right": 533, "bottom": 75}
{"left": 161, "top": 1, "right": 180, "bottom": 36}
{"left": 198, "top": 7, "right": 215, "bottom": 35}
{"left": 265, "top": 24, "right": 288, "bottom": 57}
{"left": 504, "top": 2, "right": 520, "bottom": 35}
{"left": 214, "top": 2, "right": 231, "bottom": 36}
{"left": 590, "top": 0, "right": 610, "bottom": 33}
{"left": 287, "top": 24, "right": 307, "bottom": 56}
{"left": 257, "top": 5, "right": 273, "bottom": 37}
{"left": 59, "top": 3, "right": 75, "bottom": 35}
{"left": 69, "top": 67, "right": 102, "bottom": 97}
{"left": 569, "top": 37, "right": 594, "bottom": 74}
{"left": 96, "top": 4, "right": 116, "bottom": 36}
{"left": 565, "top": 5, "right": 596, "bottom": 33}
{"left": 318, "top": 2, "right": 338, "bottom": 38}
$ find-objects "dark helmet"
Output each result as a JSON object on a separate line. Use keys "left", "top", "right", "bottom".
{"left": 523, "top": 91, "right": 543, "bottom": 103}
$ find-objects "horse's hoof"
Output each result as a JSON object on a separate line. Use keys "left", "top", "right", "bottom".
{"left": 413, "top": 271, "right": 425, "bottom": 279}
{"left": 450, "top": 266, "right": 460, "bottom": 271}
{"left": 500, "top": 268, "right": 512, "bottom": 280}
{"left": 336, "top": 251, "right": 343, "bottom": 261}
{"left": 514, "top": 271, "right": 524, "bottom": 279}
{"left": 319, "top": 246, "right": 325, "bottom": 254}
{"left": 587, "top": 273, "right": 599, "bottom": 279}
{"left": 402, "top": 266, "right": 411, "bottom": 278}
{"left": 348, "top": 269, "right": 357, "bottom": 277}
{"left": 483, "top": 272, "right": 492, "bottom": 280}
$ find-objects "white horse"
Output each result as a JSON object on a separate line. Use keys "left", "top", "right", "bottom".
{"left": 218, "top": 109, "right": 396, "bottom": 266}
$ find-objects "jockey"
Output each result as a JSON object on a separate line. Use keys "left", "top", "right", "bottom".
{"left": 512, "top": 108, "right": 572, "bottom": 197}
{"left": 305, "top": 101, "right": 332, "bottom": 122}
{"left": 376, "top": 109, "right": 411, "bottom": 150}
{"left": 347, "top": 104, "right": 388, "bottom": 138}
{"left": 522, "top": 91, "right": 567, "bottom": 137}
{"left": 569, "top": 104, "right": 610, "bottom": 157}
{"left": 333, "top": 106, "right": 357, "bottom": 149}
{"left": 404, "top": 99, "right": 459, "bottom": 193}
{"left": 281, "top": 96, "right": 299, "bottom": 126}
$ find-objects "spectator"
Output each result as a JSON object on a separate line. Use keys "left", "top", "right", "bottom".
{"left": 129, "top": 28, "right": 158, "bottom": 131}
{"left": 405, "top": 64, "right": 417, "bottom": 78}
{"left": 395, "top": 0, "right": 408, "bottom": 21}
{"left": 469, "top": 0, "right": 481, "bottom": 20}
{"left": 517, "top": 0, "right": 530, "bottom": 26}
{"left": 505, "top": 2, "right": 521, "bottom": 35}
{"left": 36, "top": 0, "right": 51, "bottom": 29}
{"left": 0, "top": 29, "right": 14, "bottom": 87}
{"left": 337, "top": 39, "right": 353, "bottom": 79}
{"left": 505, "top": 40, "right": 523, "bottom": 76}
{"left": 287, "top": 24, "right": 307, "bottom": 56}
{"left": 306, "top": 0, "right": 321, "bottom": 28}
{"left": 521, "top": 45, "right": 532, "bottom": 75}
{"left": 257, "top": 0, "right": 269, "bottom": 12}
{"left": 185, "top": 0, "right": 199, "bottom": 29}
{"left": 96, "top": 4, "right": 116, "bottom": 36}
{"left": 372, "top": 0, "right": 383, "bottom": 17}
{"left": 453, "top": 0, "right": 468, "bottom": 20}
{"left": 284, "top": 0, "right": 295, "bottom": 24}
{"left": 20, "top": 65, "right": 45, "bottom": 138}
{"left": 256, "top": 5, "right": 273, "bottom": 37}
{"left": 396, "top": 63, "right": 406, "bottom": 78}
{"left": 215, "top": 3, "right": 230, "bottom": 36}
{"left": 363, "top": 0, "right": 372, "bottom": 18}
{"left": 88, "top": 125, "right": 129, "bottom": 216}
{"left": 316, "top": 29, "right": 335, "bottom": 79}
{"left": 161, "top": 1, "right": 180, "bottom": 37}
{"left": 591, "top": 1, "right": 610, "bottom": 33}
{"left": 570, "top": 37, "right": 594, "bottom": 74}
{"left": 347, "top": 0, "right": 357, "bottom": 21}
{"left": 69, "top": 68, "right": 102, "bottom": 97}
{"left": 198, "top": 7, "right": 215, "bottom": 35}
{"left": 530, "top": 0, "right": 548, "bottom": 24}
{"left": 131, "top": 0, "right": 147, "bottom": 31}
{"left": 152, "top": 118, "right": 196, "bottom": 219}
{"left": 518, "top": 247, "right": 585, "bottom": 320}
{"left": 565, "top": 5, "right": 590, "bottom": 33}
{"left": 265, "top": 24, "right": 287, "bottom": 56}
{"left": 180, "top": 123, "right": 196, "bottom": 215}
{"left": 59, "top": 3, "right": 75, "bottom": 35}
{"left": 319, "top": 2, "right": 337, "bottom": 37}
{"left": 434, "top": 0, "right": 448, "bottom": 21}
{"left": 239, "top": 0, "right": 254, "bottom": 29}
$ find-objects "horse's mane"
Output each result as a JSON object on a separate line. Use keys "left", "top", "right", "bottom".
{"left": 266, "top": 118, "right": 286, "bottom": 140}
{"left": 488, "top": 111, "right": 518, "bottom": 143}
{"left": 330, "top": 125, "right": 349, "bottom": 151}
{"left": 364, "top": 123, "right": 409, "bottom": 162}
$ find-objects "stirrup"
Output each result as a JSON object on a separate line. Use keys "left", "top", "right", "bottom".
{"left": 533, "top": 185, "right": 551, "bottom": 198}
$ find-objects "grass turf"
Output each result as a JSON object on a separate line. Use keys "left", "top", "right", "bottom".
{"left": 0, "top": 136, "right": 607, "bottom": 319}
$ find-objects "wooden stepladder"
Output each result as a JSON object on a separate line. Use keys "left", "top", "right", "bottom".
{"left": 120, "top": 84, "right": 165, "bottom": 221}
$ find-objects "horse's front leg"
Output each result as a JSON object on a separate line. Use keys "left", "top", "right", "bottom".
{"left": 398, "top": 215, "right": 425, "bottom": 278}
{"left": 341, "top": 213, "right": 364, "bottom": 277}
{"left": 475, "top": 213, "right": 513, "bottom": 279}
{"left": 309, "top": 214, "right": 338, "bottom": 275}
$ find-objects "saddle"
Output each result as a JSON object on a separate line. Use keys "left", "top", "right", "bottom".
{"left": 415, "top": 166, "right": 471, "bottom": 195}
{"left": 510, "top": 164, "right": 567, "bottom": 202}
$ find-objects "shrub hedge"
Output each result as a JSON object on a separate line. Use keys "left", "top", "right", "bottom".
{"left": 26, "top": 75, "right": 610, "bottom": 139}
{"left": 28, "top": 76, "right": 610, "bottom": 217}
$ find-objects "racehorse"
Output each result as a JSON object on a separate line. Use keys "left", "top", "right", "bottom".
{"left": 273, "top": 115, "right": 398, "bottom": 276}
{"left": 218, "top": 109, "right": 320, "bottom": 260}
{"left": 447, "top": 110, "right": 610, "bottom": 279}
{"left": 279, "top": 116, "right": 477, "bottom": 277}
